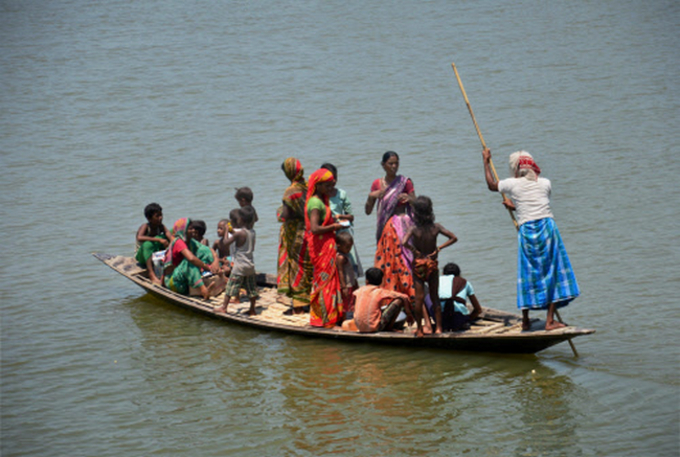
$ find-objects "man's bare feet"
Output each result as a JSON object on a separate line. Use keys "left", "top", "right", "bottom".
{"left": 545, "top": 321, "right": 567, "bottom": 331}
{"left": 248, "top": 309, "right": 256, "bottom": 316}
{"left": 415, "top": 328, "right": 424, "bottom": 338}
{"left": 151, "top": 277, "right": 162, "bottom": 286}
{"left": 213, "top": 305, "right": 227, "bottom": 314}
{"left": 522, "top": 320, "right": 532, "bottom": 331}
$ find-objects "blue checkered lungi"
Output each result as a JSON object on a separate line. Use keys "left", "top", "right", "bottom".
{"left": 517, "top": 217, "right": 580, "bottom": 310}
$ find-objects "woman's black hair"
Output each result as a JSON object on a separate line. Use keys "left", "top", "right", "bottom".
{"left": 443, "top": 263, "right": 461, "bottom": 276}
{"left": 413, "top": 195, "right": 435, "bottom": 227}
{"left": 365, "top": 267, "right": 384, "bottom": 286}
{"left": 320, "top": 162, "right": 337, "bottom": 179}
{"left": 381, "top": 151, "right": 399, "bottom": 165}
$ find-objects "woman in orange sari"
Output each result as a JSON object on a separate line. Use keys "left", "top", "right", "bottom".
{"left": 305, "top": 168, "right": 345, "bottom": 327}
{"left": 365, "top": 151, "right": 416, "bottom": 302}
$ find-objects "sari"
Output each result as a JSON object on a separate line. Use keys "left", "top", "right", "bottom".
{"left": 305, "top": 169, "right": 343, "bottom": 327}
{"left": 162, "top": 218, "right": 206, "bottom": 295}
{"left": 373, "top": 175, "right": 416, "bottom": 301}
{"left": 375, "top": 175, "right": 412, "bottom": 242}
{"left": 277, "top": 157, "right": 312, "bottom": 307}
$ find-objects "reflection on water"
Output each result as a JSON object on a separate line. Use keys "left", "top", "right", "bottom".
{"left": 125, "top": 295, "right": 589, "bottom": 456}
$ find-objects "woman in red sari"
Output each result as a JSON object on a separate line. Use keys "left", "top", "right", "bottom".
{"left": 305, "top": 168, "right": 345, "bottom": 327}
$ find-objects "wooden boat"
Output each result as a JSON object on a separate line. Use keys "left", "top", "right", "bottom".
{"left": 93, "top": 253, "right": 594, "bottom": 354}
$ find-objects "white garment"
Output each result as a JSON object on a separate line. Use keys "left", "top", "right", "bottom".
{"left": 497, "top": 177, "right": 554, "bottom": 226}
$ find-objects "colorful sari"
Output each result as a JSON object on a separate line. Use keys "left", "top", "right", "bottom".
{"left": 163, "top": 218, "right": 206, "bottom": 295}
{"left": 277, "top": 157, "right": 312, "bottom": 307}
{"left": 375, "top": 175, "right": 411, "bottom": 242}
{"left": 373, "top": 175, "right": 416, "bottom": 301}
{"left": 305, "top": 169, "right": 343, "bottom": 327}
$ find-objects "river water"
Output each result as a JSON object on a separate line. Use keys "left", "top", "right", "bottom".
{"left": 1, "top": 0, "right": 678, "bottom": 455}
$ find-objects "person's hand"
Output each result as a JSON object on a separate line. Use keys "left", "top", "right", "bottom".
{"left": 502, "top": 198, "right": 516, "bottom": 211}
{"left": 482, "top": 148, "right": 492, "bottom": 161}
{"left": 159, "top": 239, "right": 169, "bottom": 248}
{"left": 369, "top": 188, "right": 385, "bottom": 199}
{"left": 427, "top": 248, "right": 440, "bottom": 260}
{"left": 398, "top": 192, "right": 410, "bottom": 204}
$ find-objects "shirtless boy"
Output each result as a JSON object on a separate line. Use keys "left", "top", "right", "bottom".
{"left": 402, "top": 196, "right": 457, "bottom": 336}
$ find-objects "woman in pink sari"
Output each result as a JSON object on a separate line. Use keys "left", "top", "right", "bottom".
{"left": 305, "top": 168, "right": 346, "bottom": 327}
{"left": 365, "top": 151, "right": 416, "bottom": 302}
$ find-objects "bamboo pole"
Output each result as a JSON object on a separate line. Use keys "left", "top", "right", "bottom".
{"left": 451, "top": 62, "right": 578, "bottom": 357}
{"left": 451, "top": 62, "right": 518, "bottom": 229}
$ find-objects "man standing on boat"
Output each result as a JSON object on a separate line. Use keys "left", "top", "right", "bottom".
{"left": 482, "top": 148, "right": 580, "bottom": 331}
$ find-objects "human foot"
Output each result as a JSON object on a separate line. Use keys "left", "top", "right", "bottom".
{"left": 545, "top": 321, "right": 567, "bottom": 331}
{"left": 213, "top": 305, "right": 227, "bottom": 314}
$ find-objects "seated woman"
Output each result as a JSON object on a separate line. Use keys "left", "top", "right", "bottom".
{"left": 161, "top": 218, "right": 220, "bottom": 300}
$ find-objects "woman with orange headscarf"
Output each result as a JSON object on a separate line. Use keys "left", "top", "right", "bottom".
{"left": 305, "top": 168, "right": 345, "bottom": 327}
{"left": 277, "top": 157, "right": 312, "bottom": 313}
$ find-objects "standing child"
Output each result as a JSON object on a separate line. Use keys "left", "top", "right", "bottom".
{"left": 135, "top": 202, "right": 173, "bottom": 285}
{"left": 402, "top": 196, "right": 458, "bottom": 336}
{"left": 213, "top": 208, "right": 258, "bottom": 316}
{"left": 235, "top": 186, "right": 259, "bottom": 228}
{"left": 336, "top": 231, "right": 359, "bottom": 316}
{"left": 212, "top": 219, "right": 229, "bottom": 261}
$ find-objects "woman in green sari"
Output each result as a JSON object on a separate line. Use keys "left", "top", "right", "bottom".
{"left": 162, "top": 218, "right": 220, "bottom": 300}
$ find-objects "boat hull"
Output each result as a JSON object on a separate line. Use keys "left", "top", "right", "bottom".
{"left": 94, "top": 253, "right": 594, "bottom": 354}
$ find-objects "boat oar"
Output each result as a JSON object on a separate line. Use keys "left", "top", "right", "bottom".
{"left": 451, "top": 62, "right": 578, "bottom": 357}
{"left": 451, "top": 62, "right": 518, "bottom": 230}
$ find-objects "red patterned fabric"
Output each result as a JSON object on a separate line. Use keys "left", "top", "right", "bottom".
{"left": 518, "top": 156, "right": 541, "bottom": 175}
{"left": 305, "top": 169, "right": 342, "bottom": 327}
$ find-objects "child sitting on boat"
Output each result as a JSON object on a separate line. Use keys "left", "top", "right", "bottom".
{"left": 402, "top": 196, "right": 458, "bottom": 337}
{"left": 192, "top": 219, "right": 210, "bottom": 246}
{"left": 343, "top": 267, "right": 414, "bottom": 333}
{"left": 439, "top": 262, "right": 482, "bottom": 331}
{"left": 234, "top": 186, "right": 259, "bottom": 228}
{"left": 336, "top": 231, "right": 359, "bottom": 317}
{"left": 135, "top": 202, "right": 173, "bottom": 285}
{"left": 214, "top": 207, "right": 258, "bottom": 316}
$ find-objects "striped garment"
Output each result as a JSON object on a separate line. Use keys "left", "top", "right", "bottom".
{"left": 516, "top": 217, "right": 580, "bottom": 310}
